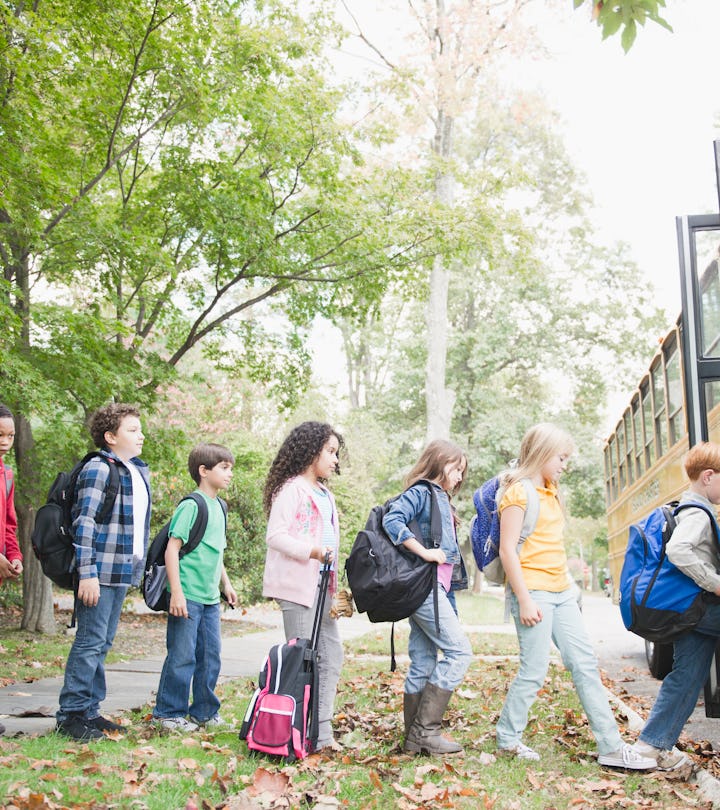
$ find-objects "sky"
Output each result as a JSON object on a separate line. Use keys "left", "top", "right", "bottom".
{"left": 517, "top": 0, "right": 720, "bottom": 318}
{"left": 314, "top": 0, "right": 720, "bottom": 417}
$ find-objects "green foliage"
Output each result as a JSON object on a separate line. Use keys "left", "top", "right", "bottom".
{"left": 573, "top": 0, "right": 673, "bottom": 52}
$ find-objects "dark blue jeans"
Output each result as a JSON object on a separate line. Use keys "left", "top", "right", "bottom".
{"left": 640, "top": 601, "right": 720, "bottom": 750}
{"left": 57, "top": 584, "right": 128, "bottom": 723}
{"left": 153, "top": 600, "right": 221, "bottom": 723}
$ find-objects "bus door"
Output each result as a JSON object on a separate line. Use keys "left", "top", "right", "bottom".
{"left": 677, "top": 211, "right": 720, "bottom": 716}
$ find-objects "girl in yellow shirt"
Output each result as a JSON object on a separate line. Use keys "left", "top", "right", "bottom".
{"left": 495, "top": 423, "right": 655, "bottom": 770}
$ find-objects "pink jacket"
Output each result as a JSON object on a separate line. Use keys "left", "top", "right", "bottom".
{"left": 262, "top": 475, "right": 339, "bottom": 608}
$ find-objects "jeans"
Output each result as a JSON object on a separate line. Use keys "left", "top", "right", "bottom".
{"left": 57, "top": 584, "right": 128, "bottom": 723}
{"left": 640, "top": 601, "right": 720, "bottom": 750}
{"left": 496, "top": 586, "right": 622, "bottom": 754}
{"left": 153, "top": 600, "right": 222, "bottom": 722}
{"left": 406, "top": 586, "right": 472, "bottom": 694}
{"left": 277, "top": 584, "right": 343, "bottom": 748}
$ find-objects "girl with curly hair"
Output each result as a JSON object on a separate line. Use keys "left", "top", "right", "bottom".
{"left": 261, "top": 421, "right": 345, "bottom": 753}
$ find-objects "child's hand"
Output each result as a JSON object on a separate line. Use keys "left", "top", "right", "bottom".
{"left": 519, "top": 598, "right": 543, "bottom": 627}
{"left": 423, "top": 548, "right": 446, "bottom": 565}
{"left": 78, "top": 577, "right": 100, "bottom": 607}
{"left": 10, "top": 559, "right": 22, "bottom": 575}
{"left": 311, "top": 546, "right": 334, "bottom": 564}
{"left": 223, "top": 584, "right": 238, "bottom": 608}
{"left": 0, "top": 554, "right": 18, "bottom": 579}
{"left": 169, "top": 591, "right": 188, "bottom": 618}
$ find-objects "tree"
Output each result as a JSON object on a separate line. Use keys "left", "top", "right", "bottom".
{"left": 1, "top": 0, "right": 433, "bottom": 631}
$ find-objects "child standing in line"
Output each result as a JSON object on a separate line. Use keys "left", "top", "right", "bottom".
{"left": 495, "top": 423, "right": 655, "bottom": 769}
{"left": 0, "top": 404, "right": 22, "bottom": 737}
{"left": 630, "top": 442, "right": 720, "bottom": 770}
{"left": 56, "top": 403, "right": 151, "bottom": 741}
{"left": 153, "top": 443, "right": 238, "bottom": 731}
{"left": 262, "top": 421, "right": 344, "bottom": 753}
{"left": 382, "top": 439, "right": 472, "bottom": 756}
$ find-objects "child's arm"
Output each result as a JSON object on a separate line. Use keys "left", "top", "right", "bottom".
{"left": 3, "top": 477, "right": 22, "bottom": 575}
{"left": 165, "top": 536, "right": 188, "bottom": 618}
{"left": 499, "top": 505, "right": 542, "bottom": 627}
{"left": 219, "top": 565, "right": 238, "bottom": 608}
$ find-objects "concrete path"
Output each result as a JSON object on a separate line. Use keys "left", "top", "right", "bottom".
{"left": 0, "top": 600, "right": 375, "bottom": 737}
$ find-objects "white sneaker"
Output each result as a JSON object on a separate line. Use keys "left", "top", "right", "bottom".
{"left": 157, "top": 717, "right": 198, "bottom": 732}
{"left": 498, "top": 742, "right": 540, "bottom": 761}
{"left": 203, "top": 715, "right": 226, "bottom": 727}
{"left": 598, "top": 743, "right": 656, "bottom": 770}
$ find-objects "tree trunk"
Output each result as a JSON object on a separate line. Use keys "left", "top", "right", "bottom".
{"left": 15, "top": 414, "right": 57, "bottom": 634}
{"left": 425, "top": 106, "right": 455, "bottom": 442}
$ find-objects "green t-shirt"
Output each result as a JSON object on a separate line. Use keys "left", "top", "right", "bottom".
{"left": 168, "top": 490, "right": 226, "bottom": 604}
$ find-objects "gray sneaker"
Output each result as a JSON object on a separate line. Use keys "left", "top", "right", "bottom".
{"left": 598, "top": 743, "right": 656, "bottom": 770}
{"left": 498, "top": 742, "right": 540, "bottom": 761}
{"left": 156, "top": 717, "right": 198, "bottom": 732}
{"left": 655, "top": 747, "right": 691, "bottom": 771}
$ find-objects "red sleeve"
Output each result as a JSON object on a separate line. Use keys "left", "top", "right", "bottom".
{"left": 3, "top": 472, "right": 21, "bottom": 563}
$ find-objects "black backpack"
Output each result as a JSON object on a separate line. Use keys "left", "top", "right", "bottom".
{"left": 345, "top": 480, "right": 442, "bottom": 667}
{"left": 31, "top": 452, "right": 120, "bottom": 590}
{"left": 143, "top": 492, "right": 227, "bottom": 611}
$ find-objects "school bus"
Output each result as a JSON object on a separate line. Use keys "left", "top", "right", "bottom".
{"left": 603, "top": 213, "right": 720, "bottom": 703}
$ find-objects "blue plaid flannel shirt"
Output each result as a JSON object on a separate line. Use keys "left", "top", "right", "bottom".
{"left": 71, "top": 450, "right": 151, "bottom": 586}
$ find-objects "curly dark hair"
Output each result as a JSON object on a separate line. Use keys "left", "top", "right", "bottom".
{"left": 89, "top": 403, "right": 141, "bottom": 449}
{"left": 263, "top": 421, "right": 344, "bottom": 515}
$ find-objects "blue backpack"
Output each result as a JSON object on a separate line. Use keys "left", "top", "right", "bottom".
{"left": 470, "top": 477, "right": 540, "bottom": 585}
{"left": 619, "top": 500, "right": 720, "bottom": 642}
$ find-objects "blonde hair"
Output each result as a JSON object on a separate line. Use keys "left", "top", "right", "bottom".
{"left": 404, "top": 439, "right": 467, "bottom": 496}
{"left": 501, "top": 423, "right": 575, "bottom": 489}
{"left": 684, "top": 442, "right": 720, "bottom": 481}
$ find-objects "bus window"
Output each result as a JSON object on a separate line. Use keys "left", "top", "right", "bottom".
{"left": 699, "top": 256, "right": 720, "bottom": 357}
{"left": 604, "top": 444, "right": 613, "bottom": 505}
{"left": 665, "top": 344, "right": 684, "bottom": 445}
{"left": 706, "top": 380, "right": 720, "bottom": 443}
{"left": 632, "top": 396, "right": 644, "bottom": 478}
{"left": 641, "top": 381, "right": 656, "bottom": 468}
{"left": 617, "top": 420, "right": 626, "bottom": 490}
{"left": 652, "top": 362, "right": 667, "bottom": 457}
{"left": 623, "top": 410, "right": 634, "bottom": 484}
{"left": 607, "top": 435, "right": 618, "bottom": 501}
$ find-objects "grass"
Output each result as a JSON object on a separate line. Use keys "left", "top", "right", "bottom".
{"left": 0, "top": 619, "right": 710, "bottom": 810}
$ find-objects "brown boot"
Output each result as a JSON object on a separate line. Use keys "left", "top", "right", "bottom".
{"left": 403, "top": 691, "right": 422, "bottom": 740}
{"left": 404, "top": 682, "right": 463, "bottom": 755}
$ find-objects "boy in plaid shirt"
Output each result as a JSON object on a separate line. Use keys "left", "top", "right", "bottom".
{"left": 56, "top": 403, "right": 151, "bottom": 741}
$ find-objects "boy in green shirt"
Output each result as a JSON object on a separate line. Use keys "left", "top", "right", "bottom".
{"left": 153, "top": 443, "right": 237, "bottom": 731}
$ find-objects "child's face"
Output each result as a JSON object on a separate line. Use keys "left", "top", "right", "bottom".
{"left": 704, "top": 470, "right": 720, "bottom": 505}
{"left": 203, "top": 460, "right": 233, "bottom": 492}
{"left": 442, "top": 457, "right": 466, "bottom": 492}
{"left": 105, "top": 415, "right": 144, "bottom": 461}
{"left": 0, "top": 417, "right": 15, "bottom": 459}
{"left": 309, "top": 435, "right": 340, "bottom": 481}
{"left": 541, "top": 451, "right": 570, "bottom": 484}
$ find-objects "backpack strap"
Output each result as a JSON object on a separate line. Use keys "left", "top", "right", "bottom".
{"left": 177, "top": 493, "right": 227, "bottom": 558}
{"left": 414, "top": 480, "right": 443, "bottom": 635}
{"left": 673, "top": 501, "right": 720, "bottom": 546}
{"left": 70, "top": 451, "right": 121, "bottom": 527}
{"left": 517, "top": 478, "right": 540, "bottom": 551}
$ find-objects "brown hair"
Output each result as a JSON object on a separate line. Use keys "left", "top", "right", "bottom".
{"left": 188, "top": 443, "right": 235, "bottom": 484}
{"left": 684, "top": 442, "right": 720, "bottom": 481}
{"left": 404, "top": 439, "right": 467, "bottom": 495}
{"left": 89, "top": 403, "right": 140, "bottom": 449}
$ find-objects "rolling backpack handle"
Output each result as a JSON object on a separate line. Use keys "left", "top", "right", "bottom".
{"left": 309, "top": 551, "right": 332, "bottom": 654}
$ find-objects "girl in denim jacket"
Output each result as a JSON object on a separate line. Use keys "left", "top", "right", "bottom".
{"left": 261, "top": 421, "right": 344, "bottom": 753}
{"left": 382, "top": 439, "right": 472, "bottom": 755}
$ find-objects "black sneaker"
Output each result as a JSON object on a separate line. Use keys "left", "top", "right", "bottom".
{"left": 56, "top": 715, "right": 104, "bottom": 741}
{"left": 87, "top": 715, "right": 125, "bottom": 733}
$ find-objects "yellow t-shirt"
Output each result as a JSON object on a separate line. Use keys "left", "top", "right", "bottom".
{"left": 499, "top": 480, "right": 568, "bottom": 592}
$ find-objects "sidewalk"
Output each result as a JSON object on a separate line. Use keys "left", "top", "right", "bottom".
{"left": 0, "top": 600, "right": 375, "bottom": 737}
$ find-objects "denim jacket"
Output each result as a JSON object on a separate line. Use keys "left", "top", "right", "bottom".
{"left": 382, "top": 482, "right": 460, "bottom": 567}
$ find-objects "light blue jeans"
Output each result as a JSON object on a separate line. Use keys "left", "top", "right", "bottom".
{"left": 277, "top": 584, "right": 343, "bottom": 749}
{"left": 57, "top": 584, "right": 128, "bottom": 723}
{"left": 496, "top": 586, "right": 622, "bottom": 755}
{"left": 406, "top": 586, "right": 472, "bottom": 694}
{"left": 640, "top": 600, "right": 720, "bottom": 750}
{"left": 153, "top": 600, "right": 222, "bottom": 723}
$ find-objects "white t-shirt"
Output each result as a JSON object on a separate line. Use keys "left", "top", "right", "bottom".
{"left": 126, "top": 460, "right": 148, "bottom": 561}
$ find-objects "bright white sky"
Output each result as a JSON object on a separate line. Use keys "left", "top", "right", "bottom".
{"left": 315, "top": 0, "right": 720, "bottom": 417}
